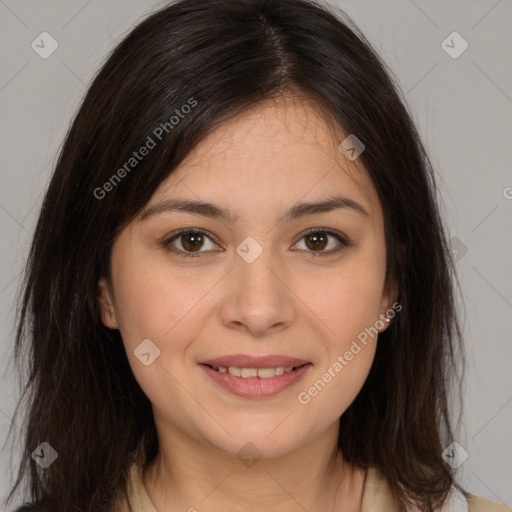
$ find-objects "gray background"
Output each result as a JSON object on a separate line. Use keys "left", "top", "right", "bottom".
{"left": 1, "top": 0, "right": 511, "bottom": 510}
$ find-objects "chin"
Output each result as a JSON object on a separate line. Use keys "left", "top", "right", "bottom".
{"left": 204, "top": 421, "right": 310, "bottom": 461}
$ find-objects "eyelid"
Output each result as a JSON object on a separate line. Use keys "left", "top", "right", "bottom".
{"left": 161, "top": 227, "right": 351, "bottom": 258}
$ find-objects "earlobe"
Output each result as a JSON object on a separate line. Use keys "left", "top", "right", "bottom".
{"left": 97, "top": 277, "right": 118, "bottom": 329}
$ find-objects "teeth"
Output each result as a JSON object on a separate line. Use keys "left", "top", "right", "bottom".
{"left": 257, "top": 368, "right": 277, "bottom": 378}
{"left": 240, "top": 368, "right": 258, "bottom": 378}
{"left": 227, "top": 366, "right": 241, "bottom": 377}
{"left": 215, "top": 365, "right": 297, "bottom": 378}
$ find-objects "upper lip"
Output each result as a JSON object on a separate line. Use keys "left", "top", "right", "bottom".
{"left": 199, "top": 354, "right": 311, "bottom": 368}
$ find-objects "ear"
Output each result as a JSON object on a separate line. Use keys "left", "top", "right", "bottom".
{"left": 97, "top": 277, "right": 119, "bottom": 329}
{"left": 378, "top": 274, "right": 399, "bottom": 333}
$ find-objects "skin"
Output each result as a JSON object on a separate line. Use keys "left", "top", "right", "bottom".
{"left": 98, "top": 94, "right": 396, "bottom": 512}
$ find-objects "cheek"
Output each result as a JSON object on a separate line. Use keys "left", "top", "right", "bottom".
{"left": 311, "top": 348, "right": 376, "bottom": 422}
{"left": 295, "top": 265, "right": 383, "bottom": 411}
{"left": 303, "top": 264, "right": 385, "bottom": 343}
{"left": 112, "top": 255, "right": 206, "bottom": 346}
{"left": 111, "top": 255, "right": 212, "bottom": 400}
{"left": 297, "top": 313, "right": 378, "bottom": 424}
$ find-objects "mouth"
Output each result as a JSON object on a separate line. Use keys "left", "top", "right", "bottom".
{"left": 199, "top": 361, "right": 313, "bottom": 398}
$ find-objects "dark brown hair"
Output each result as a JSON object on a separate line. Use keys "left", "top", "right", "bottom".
{"left": 6, "top": 0, "right": 466, "bottom": 510}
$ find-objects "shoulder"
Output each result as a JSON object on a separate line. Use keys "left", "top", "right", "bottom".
{"left": 363, "top": 466, "right": 511, "bottom": 512}
{"left": 467, "top": 493, "right": 511, "bottom": 512}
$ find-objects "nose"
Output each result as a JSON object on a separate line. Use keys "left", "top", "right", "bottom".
{"left": 219, "top": 246, "right": 296, "bottom": 337}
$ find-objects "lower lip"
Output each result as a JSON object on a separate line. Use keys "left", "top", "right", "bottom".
{"left": 199, "top": 364, "right": 313, "bottom": 398}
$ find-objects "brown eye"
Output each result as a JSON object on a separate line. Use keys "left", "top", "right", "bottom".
{"left": 163, "top": 229, "right": 219, "bottom": 258}
{"left": 179, "top": 232, "right": 205, "bottom": 252}
{"left": 304, "top": 232, "right": 329, "bottom": 251}
{"left": 294, "top": 228, "right": 350, "bottom": 257}
{"left": 162, "top": 227, "right": 350, "bottom": 259}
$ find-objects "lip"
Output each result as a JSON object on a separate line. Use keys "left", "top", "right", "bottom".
{"left": 199, "top": 362, "right": 313, "bottom": 398}
{"left": 198, "top": 354, "right": 310, "bottom": 368}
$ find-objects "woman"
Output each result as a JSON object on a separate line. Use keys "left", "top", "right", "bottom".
{"left": 5, "top": 0, "right": 509, "bottom": 510}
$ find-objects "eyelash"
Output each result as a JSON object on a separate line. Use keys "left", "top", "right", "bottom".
{"left": 161, "top": 227, "right": 351, "bottom": 259}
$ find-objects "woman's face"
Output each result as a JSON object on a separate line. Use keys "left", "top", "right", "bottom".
{"left": 98, "top": 96, "right": 395, "bottom": 459}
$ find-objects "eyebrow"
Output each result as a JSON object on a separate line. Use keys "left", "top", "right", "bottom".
{"left": 140, "top": 195, "right": 369, "bottom": 223}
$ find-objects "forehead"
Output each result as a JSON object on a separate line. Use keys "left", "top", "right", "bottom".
{"left": 147, "top": 94, "right": 380, "bottom": 221}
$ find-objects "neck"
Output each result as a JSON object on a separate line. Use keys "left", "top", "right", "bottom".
{"left": 142, "top": 415, "right": 366, "bottom": 512}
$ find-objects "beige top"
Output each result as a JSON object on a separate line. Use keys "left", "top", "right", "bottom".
{"left": 114, "top": 462, "right": 510, "bottom": 512}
